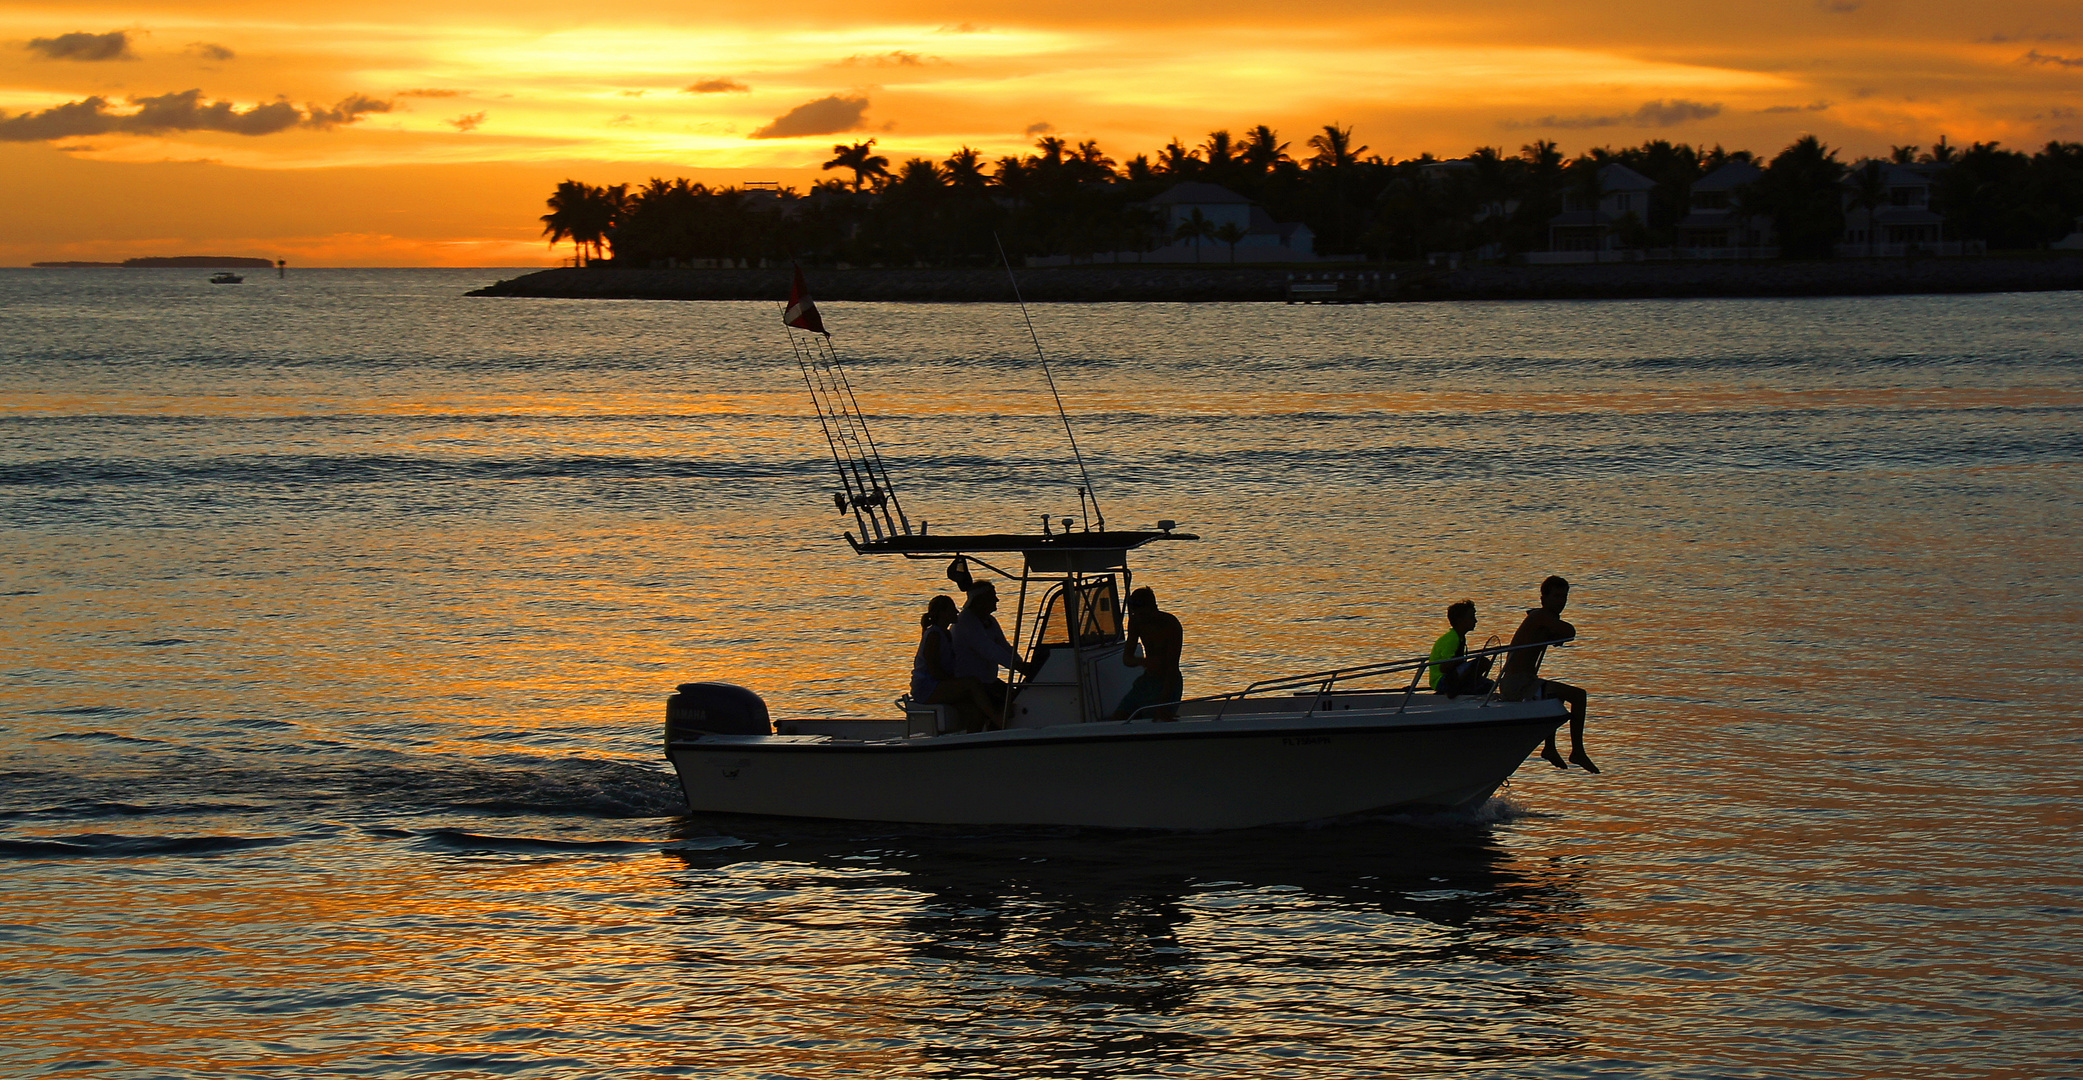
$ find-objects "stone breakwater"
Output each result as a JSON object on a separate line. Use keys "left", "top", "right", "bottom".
{"left": 468, "top": 257, "right": 2083, "bottom": 303}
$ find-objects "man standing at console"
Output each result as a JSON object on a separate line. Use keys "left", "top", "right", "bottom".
{"left": 951, "top": 580, "right": 1036, "bottom": 724}
{"left": 1498, "top": 575, "right": 1597, "bottom": 773}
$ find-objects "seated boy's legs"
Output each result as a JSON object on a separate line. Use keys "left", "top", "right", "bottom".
{"left": 1496, "top": 672, "right": 1568, "bottom": 768}
{"left": 1542, "top": 679, "right": 1596, "bottom": 773}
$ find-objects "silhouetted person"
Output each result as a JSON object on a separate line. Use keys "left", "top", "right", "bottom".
{"left": 910, "top": 594, "right": 1002, "bottom": 732}
{"left": 1109, "top": 587, "right": 1183, "bottom": 721}
{"left": 951, "top": 580, "right": 1036, "bottom": 721}
{"left": 1428, "top": 599, "right": 1493, "bottom": 697}
{"left": 1498, "top": 575, "right": 1597, "bottom": 773}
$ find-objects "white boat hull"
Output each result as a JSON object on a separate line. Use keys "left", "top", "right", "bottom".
{"left": 666, "top": 699, "right": 1565, "bottom": 830}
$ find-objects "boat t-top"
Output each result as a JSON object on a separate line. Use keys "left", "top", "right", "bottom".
{"left": 662, "top": 272, "right": 1576, "bottom": 830}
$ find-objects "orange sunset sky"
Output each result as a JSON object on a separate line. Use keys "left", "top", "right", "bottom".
{"left": 3, "top": 0, "right": 2078, "bottom": 266}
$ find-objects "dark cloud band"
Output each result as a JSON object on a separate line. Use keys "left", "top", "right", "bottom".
{"left": 1502, "top": 98, "right": 1722, "bottom": 131}
{"left": 0, "top": 90, "right": 393, "bottom": 142}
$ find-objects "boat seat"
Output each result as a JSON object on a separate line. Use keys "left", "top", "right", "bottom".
{"left": 902, "top": 702, "right": 955, "bottom": 738}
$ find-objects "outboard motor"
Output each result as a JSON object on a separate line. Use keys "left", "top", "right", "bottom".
{"left": 666, "top": 682, "right": 772, "bottom": 741}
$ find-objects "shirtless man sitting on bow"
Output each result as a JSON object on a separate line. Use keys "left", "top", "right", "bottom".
{"left": 1498, "top": 575, "right": 1598, "bottom": 774}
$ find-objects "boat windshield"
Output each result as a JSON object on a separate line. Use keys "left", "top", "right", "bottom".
{"left": 1032, "top": 578, "right": 1123, "bottom": 649}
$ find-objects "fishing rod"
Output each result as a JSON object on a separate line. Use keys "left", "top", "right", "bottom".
{"left": 781, "top": 269, "right": 910, "bottom": 540}
{"left": 783, "top": 325, "right": 879, "bottom": 540}
{"left": 815, "top": 332, "right": 911, "bottom": 537}
{"left": 994, "top": 233, "right": 1105, "bottom": 533}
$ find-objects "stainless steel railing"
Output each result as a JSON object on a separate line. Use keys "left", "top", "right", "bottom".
{"left": 1125, "top": 637, "right": 1573, "bottom": 722}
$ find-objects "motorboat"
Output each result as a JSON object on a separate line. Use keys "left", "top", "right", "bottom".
{"left": 661, "top": 272, "right": 1573, "bottom": 830}
{"left": 208, "top": 272, "right": 243, "bottom": 284}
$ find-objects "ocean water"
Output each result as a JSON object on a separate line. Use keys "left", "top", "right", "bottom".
{"left": 2, "top": 267, "right": 2079, "bottom": 1079}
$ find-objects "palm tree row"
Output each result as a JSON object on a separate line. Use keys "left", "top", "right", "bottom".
{"left": 539, "top": 128, "right": 2083, "bottom": 267}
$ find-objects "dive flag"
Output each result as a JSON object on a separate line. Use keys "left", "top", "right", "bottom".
{"left": 784, "top": 266, "right": 828, "bottom": 335}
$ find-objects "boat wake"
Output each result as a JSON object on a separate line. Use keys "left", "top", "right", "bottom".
{"left": 0, "top": 745, "right": 686, "bottom": 833}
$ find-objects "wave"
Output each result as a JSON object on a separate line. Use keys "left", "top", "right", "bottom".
{"left": 0, "top": 832, "right": 300, "bottom": 860}
{"left": 414, "top": 829, "right": 660, "bottom": 856}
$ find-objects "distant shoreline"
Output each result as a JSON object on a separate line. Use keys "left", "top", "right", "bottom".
{"left": 468, "top": 256, "right": 2083, "bottom": 303}
{"left": 32, "top": 256, "right": 277, "bottom": 269}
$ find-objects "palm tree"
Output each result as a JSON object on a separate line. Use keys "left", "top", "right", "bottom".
{"left": 540, "top": 180, "right": 624, "bottom": 265}
{"left": 1848, "top": 159, "right": 1889, "bottom": 257}
{"left": 1201, "top": 129, "right": 1234, "bottom": 173}
{"left": 943, "top": 146, "right": 989, "bottom": 191}
{"left": 540, "top": 179, "right": 595, "bottom": 264}
{"left": 1239, "top": 125, "right": 1289, "bottom": 174}
{"left": 1174, "top": 208, "right": 1217, "bottom": 261}
{"left": 593, "top": 183, "right": 629, "bottom": 263}
{"left": 1306, "top": 123, "right": 1365, "bottom": 170}
{"left": 893, "top": 157, "right": 944, "bottom": 191}
{"left": 1751, "top": 135, "right": 1847, "bottom": 258}
{"left": 1157, "top": 139, "right": 1200, "bottom": 177}
{"left": 992, "top": 155, "right": 1029, "bottom": 199}
{"left": 1072, "top": 140, "right": 1116, "bottom": 181}
{"left": 1520, "top": 139, "right": 1563, "bottom": 174}
{"left": 824, "top": 140, "right": 890, "bottom": 192}
{"left": 1214, "top": 221, "right": 1247, "bottom": 262}
{"left": 1566, "top": 156, "right": 1607, "bottom": 261}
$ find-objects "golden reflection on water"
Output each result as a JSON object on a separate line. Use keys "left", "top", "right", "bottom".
{"left": 6, "top": 279, "right": 2081, "bottom": 1078}
{"left": 10, "top": 386, "right": 2075, "bottom": 421}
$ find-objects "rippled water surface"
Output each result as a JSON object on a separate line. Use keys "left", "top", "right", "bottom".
{"left": 3, "top": 268, "right": 2080, "bottom": 1079}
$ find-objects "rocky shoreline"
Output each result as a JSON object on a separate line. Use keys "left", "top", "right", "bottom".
{"left": 467, "top": 256, "right": 2083, "bottom": 304}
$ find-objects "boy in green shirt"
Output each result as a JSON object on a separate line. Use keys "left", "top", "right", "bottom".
{"left": 1428, "top": 600, "right": 1492, "bottom": 696}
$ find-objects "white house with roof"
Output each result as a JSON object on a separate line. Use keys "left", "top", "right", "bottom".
{"left": 1836, "top": 162, "right": 1972, "bottom": 256}
{"left": 1527, "top": 163, "right": 1659, "bottom": 263}
{"left": 1676, "top": 160, "right": 1777, "bottom": 257}
{"left": 1033, "top": 181, "right": 1318, "bottom": 265}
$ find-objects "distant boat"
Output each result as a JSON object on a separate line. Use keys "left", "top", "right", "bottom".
{"left": 208, "top": 272, "right": 243, "bottom": 284}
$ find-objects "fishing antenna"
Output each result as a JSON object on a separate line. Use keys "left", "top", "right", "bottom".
{"left": 994, "top": 233, "right": 1105, "bottom": 532}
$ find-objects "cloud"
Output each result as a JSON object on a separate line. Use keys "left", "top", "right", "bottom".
{"left": 1025, "top": 120, "right": 1056, "bottom": 135}
{"left": 125, "top": 90, "right": 302, "bottom": 134}
{"left": 1759, "top": 101, "right": 1833, "bottom": 114}
{"left": 1502, "top": 98, "right": 1722, "bottom": 130}
{"left": 303, "top": 93, "right": 393, "bottom": 128}
{"left": 1979, "top": 31, "right": 2071, "bottom": 43}
{"left": 185, "top": 42, "right": 235, "bottom": 61}
{"left": 937, "top": 23, "right": 987, "bottom": 33}
{"left": 1815, "top": 0, "right": 1862, "bottom": 11}
{"left": 838, "top": 50, "right": 941, "bottom": 67}
{"left": 748, "top": 94, "right": 869, "bottom": 138}
{"left": 26, "top": 31, "right": 136, "bottom": 61}
{"left": 449, "top": 112, "right": 486, "bottom": 132}
{"left": 684, "top": 78, "right": 749, "bottom": 93}
{"left": 0, "top": 89, "right": 393, "bottom": 141}
{"left": 2022, "top": 50, "right": 2083, "bottom": 67}
{"left": 397, "top": 88, "right": 465, "bottom": 98}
